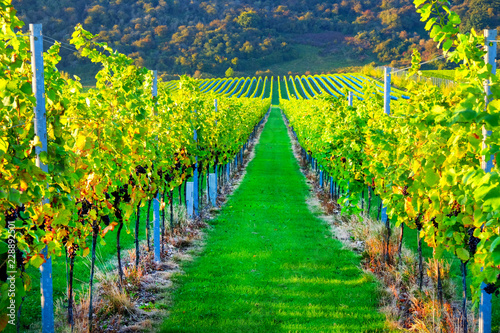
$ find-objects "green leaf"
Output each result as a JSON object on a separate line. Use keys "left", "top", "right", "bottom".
{"left": 39, "top": 151, "right": 49, "bottom": 165}
{"left": 443, "top": 39, "right": 453, "bottom": 52}
{"left": 429, "top": 25, "right": 441, "bottom": 39}
{"left": 492, "top": 251, "right": 500, "bottom": 265}
{"left": 424, "top": 168, "right": 439, "bottom": 187}
{"left": 9, "top": 188, "right": 21, "bottom": 205}
{"left": 458, "top": 109, "right": 477, "bottom": 121}
{"left": 20, "top": 82, "right": 32, "bottom": 95}
{"left": 456, "top": 247, "right": 470, "bottom": 261}
{"left": 483, "top": 187, "right": 500, "bottom": 212}
{"left": 424, "top": 17, "right": 437, "bottom": 31}
{"left": 448, "top": 12, "right": 461, "bottom": 25}
{"left": 474, "top": 183, "right": 498, "bottom": 201}
{"left": 0, "top": 241, "right": 7, "bottom": 254}
{"left": 481, "top": 113, "right": 500, "bottom": 127}
{"left": 29, "top": 254, "right": 46, "bottom": 268}
{"left": 490, "top": 236, "right": 500, "bottom": 252}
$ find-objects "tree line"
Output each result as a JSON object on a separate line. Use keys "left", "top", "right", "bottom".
{"left": 13, "top": 0, "right": 500, "bottom": 77}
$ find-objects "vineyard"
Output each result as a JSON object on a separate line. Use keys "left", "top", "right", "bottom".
{"left": 1, "top": 0, "right": 500, "bottom": 332}
{"left": 165, "top": 74, "right": 410, "bottom": 102}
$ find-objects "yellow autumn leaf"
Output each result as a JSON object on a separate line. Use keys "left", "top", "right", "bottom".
{"left": 89, "top": 209, "right": 97, "bottom": 221}
{"left": 392, "top": 186, "right": 403, "bottom": 195}
{"left": 405, "top": 197, "right": 416, "bottom": 219}
{"left": 75, "top": 135, "right": 86, "bottom": 150}
{"left": 30, "top": 254, "right": 46, "bottom": 268}
{"left": 19, "top": 179, "right": 28, "bottom": 191}
{"left": 57, "top": 229, "right": 68, "bottom": 239}
{"left": 0, "top": 137, "right": 8, "bottom": 153}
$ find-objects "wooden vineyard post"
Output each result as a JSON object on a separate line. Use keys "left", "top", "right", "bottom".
{"left": 479, "top": 28, "right": 496, "bottom": 333}
{"left": 152, "top": 70, "right": 161, "bottom": 264}
{"left": 319, "top": 169, "right": 323, "bottom": 188}
{"left": 31, "top": 23, "right": 54, "bottom": 333}
{"left": 186, "top": 182, "right": 194, "bottom": 218}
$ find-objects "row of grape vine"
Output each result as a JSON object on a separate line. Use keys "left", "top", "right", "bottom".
{"left": 0, "top": 1, "right": 270, "bottom": 330}
{"left": 282, "top": 0, "right": 499, "bottom": 330}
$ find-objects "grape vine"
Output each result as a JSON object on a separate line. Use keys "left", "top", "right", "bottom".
{"left": 282, "top": 0, "right": 500, "bottom": 305}
{"left": 0, "top": 1, "right": 270, "bottom": 328}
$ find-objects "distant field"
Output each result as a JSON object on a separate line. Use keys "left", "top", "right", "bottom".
{"left": 166, "top": 74, "right": 410, "bottom": 102}
{"left": 263, "top": 44, "right": 378, "bottom": 76}
{"left": 421, "top": 70, "right": 455, "bottom": 80}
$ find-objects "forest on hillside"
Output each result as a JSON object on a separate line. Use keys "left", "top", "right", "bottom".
{"left": 12, "top": 0, "right": 500, "bottom": 77}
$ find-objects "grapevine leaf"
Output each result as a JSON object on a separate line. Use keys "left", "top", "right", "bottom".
{"left": 414, "top": 0, "right": 427, "bottom": 7}
{"left": 456, "top": 248, "right": 470, "bottom": 261}
{"left": 0, "top": 137, "right": 8, "bottom": 153}
{"left": 490, "top": 236, "right": 500, "bottom": 253}
{"left": 483, "top": 186, "right": 500, "bottom": 212}
{"left": 20, "top": 82, "right": 31, "bottom": 94}
{"left": 443, "top": 39, "right": 453, "bottom": 52}
{"left": 481, "top": 113, "right": 500, "bottom": 127}
{"left": 493, "top": 252, "right": 500, "bottom": 265}
{"left": 0, "top": 242, "right": 7, "bottom": 254}
{"left": 424, "top": 168, "right": 439, "bottom": 187}
{"left": 8, "top": 188, "right": 21, "bottom": 205}
{"left": 448, "top": 12, "right": 461, "bottom": 25}
{"left": 29, "top": 254, "right": 46, "bottom": 268}
{"left": 424, "top": 17, "right": 437, "bottom": 31}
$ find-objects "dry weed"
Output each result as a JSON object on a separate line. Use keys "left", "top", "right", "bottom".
{"left": 296, "top": 153, "right": 478, "bottom": 332}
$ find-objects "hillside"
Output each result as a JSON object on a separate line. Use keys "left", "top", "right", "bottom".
{"left": 13, "top": 0, "right": 500, "bottom": 79}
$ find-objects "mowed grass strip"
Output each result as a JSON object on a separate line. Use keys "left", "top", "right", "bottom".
{"left": 161, "top": 108, "right": 391, "bottom": 332}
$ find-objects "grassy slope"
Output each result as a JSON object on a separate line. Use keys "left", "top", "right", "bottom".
{"left": 161, "top": 108, "right": 391, "bottom": 332}
{"left": 420, "top": 70, "right": 455, "bottom": 80}
{"left": 264, "top": 45, "right": 377, "bottom": 76}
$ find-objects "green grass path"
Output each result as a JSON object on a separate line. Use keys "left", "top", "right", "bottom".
{"left": 161, "top": 108, "right": 390, "bottom": 332}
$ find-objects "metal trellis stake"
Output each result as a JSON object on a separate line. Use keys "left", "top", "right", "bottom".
{"left": 479, "top": 28, "right": 496, "bottom": 333}
{"left": 152, "top": 70, "right": 161, "bottom": 264}
{"left": 380, "top": 66, "right": 391, "bottom": 223}
{"left": 30, "top": 23, "right": 54, "bottom": 333}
